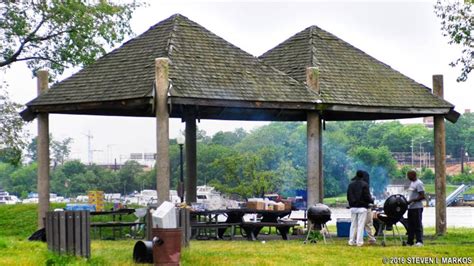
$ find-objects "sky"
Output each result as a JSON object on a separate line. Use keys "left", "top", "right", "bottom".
{"left": 2, "top": 0, "right": 473, "bottom": 164}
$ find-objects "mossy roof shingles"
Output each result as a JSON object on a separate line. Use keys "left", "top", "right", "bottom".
{"left": 27, "top": 14, "right": 320, "bottom": 107}
{"left": 26, "top": 14, "right": 455, "bottom": 121}
{"left": 259, "top": 26, "right": 453, "bottom": 109}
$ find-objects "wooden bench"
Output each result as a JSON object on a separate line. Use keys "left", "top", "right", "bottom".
{"left": 240, "top": 221, "right": 298, "bottom": 241}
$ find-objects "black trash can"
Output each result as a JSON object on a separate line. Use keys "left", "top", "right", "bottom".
{"left": 133, "top": 240, "right": 154, "bottom": 263}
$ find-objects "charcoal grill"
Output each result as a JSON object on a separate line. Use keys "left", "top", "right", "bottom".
{"left": 304, "top": 203, "right": 332, "bottom": 244}
{"left": 375, "top": 194, "right": 408, "bottom": 246}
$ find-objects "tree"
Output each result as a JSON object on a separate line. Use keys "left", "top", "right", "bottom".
{"left": 0, "top": 85, "right": 28, "bottom": 165}
{"left": 211, "top": 151, "right": 280, "bottom": 199}
{"left": 435, "top": 0, "right": 473, "bottom": 82}
{"left": 0, "top": 1, "right": 140, "bottom": 168}
{"left": 51, "top": 137, "right": 73, "bottom": 168}
{"left": 339, "top": 121, "right": 375, "bottom": 146}
{"left": 421, "top": 168, "right": 435, "bottom": 182}
{"left": 0, "top": 1, "right": 141, "bottom": 78}
{"left": 323, "top": 132, "right": 352, "bottom": 197}
{"left": 349, "top": 146, "right": 398, "bottom": 196}
{"left": 276, "top": 160, "right": 305, "bottom": 197}
{"left": 26, "top": 138, "right": 37, "bottom": 162}
{"left": 0, "top": 162, "right": 16, "bottom": 190}
{"left": 26, "top": 135, "right": 73, "bottom": 167}
{"left": 196, "top": 128, "right": 211, "bottom": 144}
{"left": 446, "top": 112, "right": 474, "bottom": 157}
{"left": 211, "top": 128, "right": 247, "bottom": 146}
{"left": 117, "top": 160, "right": 143, "bottom": 194}
{"left": 236, "top": 122, "right": 300, "bottom": 153}
{"left": 196, "top": 143, "right": 234, "bottom": 186}
{"left": 5, "top": 163, "right": 37, "bottom": 197}
{"left": 51, "top": 160, "right": 87, "bottom": 196}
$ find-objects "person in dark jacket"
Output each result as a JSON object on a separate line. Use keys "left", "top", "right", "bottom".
{"left": 347, "top": 170, "right": 374, "bottom": 246}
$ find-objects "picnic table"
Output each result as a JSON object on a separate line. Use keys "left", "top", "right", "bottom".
{"left": 90, "top": 208, "right": 144, "bottom": 239}
{"left": 191, "top": 208, "right": 297, "bottom": 241}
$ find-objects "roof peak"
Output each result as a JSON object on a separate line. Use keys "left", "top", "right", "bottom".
{"left": 259, "top": 24, "right": 454, "bottom": 110}
{"left": 168, "top": 13, "right": 192, "bottom": 23}
{"left": 307, "top": 25, "right": 323, "bottom": 31}
{"left": 147, "top": 13, "right": 191, "bottom": 30}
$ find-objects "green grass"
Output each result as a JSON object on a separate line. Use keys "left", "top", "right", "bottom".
{"left": 325, "top": 183, "right": 474, "bottom": 205}
{"left": 323, "top": 196, "right": 347, "bottom": 206}
{"left": 181, "top": 235, "right": 474, "bottom": 266}
{"left": 0, "top": 204, "right": 473, "bottom": 265}
{"left": 1, "top": 232, "right": 472, "bottom": 266}
{"left": 0, "top": 204, "right": 41, "bottom": 238}
{"left": 424, "top": 183, "right": 474, "bottom": 195}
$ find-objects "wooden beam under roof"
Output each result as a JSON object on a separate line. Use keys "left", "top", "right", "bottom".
{"left": 21, "top": 95, "right": 458, "bottom": 123}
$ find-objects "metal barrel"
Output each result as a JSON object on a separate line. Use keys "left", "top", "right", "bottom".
{"left": 133, "top": 241, "right": 154, "bottom": 263}
{"left": 152, "top": 228, "right": 182, "bottom": 266}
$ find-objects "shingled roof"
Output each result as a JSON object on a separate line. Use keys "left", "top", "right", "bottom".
{"left": 259, "top": 26, "right": 457, "bottom": 119}
{"left": 22, "top": 14, "right": 458, "bottom": 122}
{"left": 25, "top": 14, "right": 320, "bottom": 112}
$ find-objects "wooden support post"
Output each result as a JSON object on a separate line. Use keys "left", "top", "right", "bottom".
{"left": 155, "top": 58, "right": 170, "bottom": 206}
{"left": 307, "top": 112, "right": 322, "bottom": 205}
{"left": 180, "top": 208, "right": 191, "bottom": 247}
{"left": 37, "top": 69, "right": 50, "bottom": 229}
{"left": 319, "top": 122, "right": 323, "bottom": 203}
{"left": 185, "top": 110, "right": 197, "bottom": 204}
{"left": 306, "top": 67, "right": 323, "bottom": 204}
{"left": 433, "top": 74, "right": 446, "bottom": 235}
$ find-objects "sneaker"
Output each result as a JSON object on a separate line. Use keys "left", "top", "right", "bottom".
{"left": 415, "top": 242, "right": 424, "bottom": 247}
{"left": 356, "top": 243, "right": 364, "bottom": 247}
{"left": 368, "top": 239, "right": 377, "bottom": 244}
{"left": 348, "top": 240, "right": 356, "bottom": 246}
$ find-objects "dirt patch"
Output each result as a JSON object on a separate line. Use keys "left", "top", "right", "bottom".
{"left": 446, "top": 162, "right": 474, "bottom": 175}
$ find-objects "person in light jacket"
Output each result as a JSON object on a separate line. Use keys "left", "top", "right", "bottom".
{"left": 361, "top": 171, "right": 377, "bottom": 244}
{"left": 347, "top": 170, "right": 374, "bottom": 246}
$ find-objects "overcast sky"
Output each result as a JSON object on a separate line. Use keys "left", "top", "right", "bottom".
{"left": 3, "top": 0, "right": 473, "bottom": 164}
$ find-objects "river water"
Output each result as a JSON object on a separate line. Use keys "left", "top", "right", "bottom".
{"left": 290, "top": 207, "right": 474, "bottom": 227}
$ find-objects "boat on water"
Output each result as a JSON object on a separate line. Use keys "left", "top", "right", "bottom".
{"left": 123, "top": 185, "right": 229, "bottom": 208}
{"left": 0, "top": 190, "right": 21, "bottom": 205}
{"left": 196, "top": 185, "right": 228, "bottom": 210}
{"left": 22, "top": 192, "right": 68, "bottom": 203}
{"left": 124, "top": 189, "right": 180, "bottom": 206}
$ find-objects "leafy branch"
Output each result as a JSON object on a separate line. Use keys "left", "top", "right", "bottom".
{"left": 0, "top": 0, "right": 142, "bottom": 79}
{"left": 434, "top": 0, "right": 473, "bottom": 82}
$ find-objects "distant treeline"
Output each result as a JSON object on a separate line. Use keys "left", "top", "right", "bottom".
{"left": 0, "top": 113, "right": 473, "bottom": 199}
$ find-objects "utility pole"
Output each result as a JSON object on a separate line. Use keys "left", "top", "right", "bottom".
{"left": 106, "top": 144, "right": 116, "bottom": 165}
{"left": 411, "top": 138, "right": 414, "bottom": 167}
{"left": 461, "top": 147, "right": 465, "bottom": 174}
{"left": 84, "top": 131, "right": 93, "bottom": 165}
{"left": 420, "top": 141, "right": 423, "bottom": 170}
{"left": 428, "top": 152, "right": 431, "bottom": 169}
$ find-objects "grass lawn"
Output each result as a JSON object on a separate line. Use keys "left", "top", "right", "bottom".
{"left": 322, "top": 196, "right": 347, "bottom": 206}
{"left": 1, "top": 205, "right": 473, "bottom": 265}
{"left": 424, "top": 183, "right": 474, "bottom": 195}
{"left": 325, "top": 183, "right": 474, "bottom": 205}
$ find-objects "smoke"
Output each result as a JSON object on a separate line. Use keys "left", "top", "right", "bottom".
{"left": 350, "top": 162, "right": 390, "bottom": 197}
{"left": 201, "top": 122, "right": 396, "bottom": 200}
